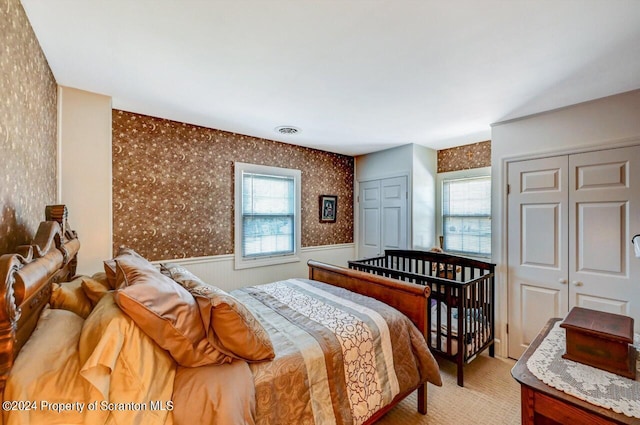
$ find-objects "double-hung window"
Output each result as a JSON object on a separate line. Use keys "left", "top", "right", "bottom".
{"left": 440, "top": 169, "right": 491, "bottom": 257}
{"left": 234, "top": 162, "right": 301, "bottom": 269}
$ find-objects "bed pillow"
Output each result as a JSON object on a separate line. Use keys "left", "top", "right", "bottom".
{"left": 79, "top": 292, "right": 175, "bottom": 425}
{"left": 103, "top": 259, "right": 117, "bottom": 288}
{"left": 162, "top": 263, "right": 275, "bottom": 362}
{"left": 4, "top": 308, "right": 107, "bottom": 425}
{"left": 81, "top": 276, "right": 112, "bottom": 307}
{"left": 103, "top": 247, "right": 148, "bottom": 289}
{"left": 91, "top": 271, "right": 109, "bottom": 288}
{"left": 113, "top": 255, "right": 230, "bottom": 366}
{"left": 49, "top": 276, "right": 93, "bottom": 318}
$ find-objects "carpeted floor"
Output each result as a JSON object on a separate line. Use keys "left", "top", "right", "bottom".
{"left": 377, "top": 353, "right": 521, "bottom": 424}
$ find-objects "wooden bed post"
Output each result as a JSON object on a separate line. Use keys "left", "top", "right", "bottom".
{"left": 45, "top": 204, "right": 78, "bottom": 275}
{"left": 418, "top": 383, "right": 427, "bottom": 414}
{"left": 0, "top": 253, "right": 27, "bottom": 395}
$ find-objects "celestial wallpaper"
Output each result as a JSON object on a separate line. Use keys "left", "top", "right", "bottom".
{"left": 438, "top": 140, "right": 491, "bottom": 173}
{"left": 112, "top": 110, "right": 354, "bottom": 260}
{"left": 0, "top": 0, "right": 58, "bottom": 255}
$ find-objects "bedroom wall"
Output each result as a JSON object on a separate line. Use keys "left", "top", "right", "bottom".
{"left": 58, "top": 86, "right": 112, "bottom": 275}
{"left": 354, "top": 144, "right": 438, "bottom": 254}
{"left": 437, "top": 140, "right": 491, "bottom": 173}
{"left": 411, "top": 144, "right": 437, "bottom": 250}
{"left": 0, "top": 0, "right": 58, "bottom": 255}
{"left": 112, "top": 110, "right": 354, "bottom": 262}
{"left": 490, "top": 88, "right": 640, "bottom": 358}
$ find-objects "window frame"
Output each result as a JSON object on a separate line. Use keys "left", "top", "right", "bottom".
{"left": 436, "top": 167, "right": 491, "bottom": 259}
{"left": 234, "top": 162, "right": 302, "bottom": 270}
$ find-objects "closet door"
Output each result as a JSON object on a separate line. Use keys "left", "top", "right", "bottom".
{"left": 359, "top": 180, "right": 382, "bottom": 259}
{"left": 507, "top": 145, "right": 640, "bottom": 359}
{"left": 568, "top": 145, "right": 640, "bottom": 320}
{"left": 358, "top": 176, "right": 408, "bottom": 258}
{"left": 380, "top": 176, "right": 408, "bottom": 252}
{"left": 507, "top": 156, "right": 569, "bottom": 359}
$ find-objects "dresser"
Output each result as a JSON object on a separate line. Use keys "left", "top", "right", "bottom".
{"left": 511, "top": 318, "right": 640, "bottom": 425}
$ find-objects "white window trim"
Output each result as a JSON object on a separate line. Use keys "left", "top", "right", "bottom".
{"left": 234, "top": 162, "right": 302, "bottom": 270}
{"left": 436, "top": 166, "right": 491, "bottom": 259}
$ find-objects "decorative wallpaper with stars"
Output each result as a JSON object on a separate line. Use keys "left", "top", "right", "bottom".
{"left": 437, "top": 140, "right": 491, "bottom": 173}
{"left": 0, "top": 0, "right": 58, "bottom": 255}
{"left": 112, "top": 110, "right": 354, "bottom": 261}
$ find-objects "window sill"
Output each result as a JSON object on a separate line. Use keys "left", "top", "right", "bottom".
{"left": 234, "top": 254, "right": 301, "bottom": 270}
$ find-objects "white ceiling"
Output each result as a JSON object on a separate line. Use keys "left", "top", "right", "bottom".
{"left": 21, "top": 0, "right": 640, "bottom": 156}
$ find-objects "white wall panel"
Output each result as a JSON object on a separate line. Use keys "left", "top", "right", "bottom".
{"left": 58, "top": 86, "right": 112, "bottom": 275}
{"left": 152, "top": 243, "right": 355, "bottom": 292}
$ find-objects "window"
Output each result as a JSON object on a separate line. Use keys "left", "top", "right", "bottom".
{"left": 234, "top": 162, "right": 301, "bottom": 269}
{"left": 441, "top": 171, "right": 491, "bottom": 257}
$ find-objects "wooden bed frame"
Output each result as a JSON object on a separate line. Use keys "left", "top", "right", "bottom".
{"left": 0, "top": 205, "right": 79, "bottom": 397}
{"left": 308, "top": 260, "right": 432, "bottom": 421}
{"left": 0, "top": 206, "right": 433, "bottom": 422}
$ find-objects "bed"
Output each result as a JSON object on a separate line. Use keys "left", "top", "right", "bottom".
{"left": 0, "top": 206, "right": 441, "bottom": 425}
{"left": 348, "top": 249, "right": 495, "bottom": 387}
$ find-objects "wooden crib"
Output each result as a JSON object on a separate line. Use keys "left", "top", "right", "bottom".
{"left": 349, "top": 249, "right": 495, "bottom": 386}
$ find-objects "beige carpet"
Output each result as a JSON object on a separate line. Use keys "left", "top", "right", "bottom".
{"left": 377, "top": 353, "right": 521, "bottom": 424}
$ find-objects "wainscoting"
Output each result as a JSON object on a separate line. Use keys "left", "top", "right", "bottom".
{"left": 151, "top": 243, "right": 355, "bottom": 292}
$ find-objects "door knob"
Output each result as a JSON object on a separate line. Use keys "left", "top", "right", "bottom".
{"left": 558, "top": 278, "right": 567, "bottom": 284}
{"left": 573, "top": 281, "right": 583, "bottom": 287}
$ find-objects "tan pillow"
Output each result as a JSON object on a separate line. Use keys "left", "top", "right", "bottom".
{"left": 163, "top": 263, "right": 275, "bottom": 362}
{"left": 81, "top": 276, "right": 111, "bottom": 307}
{"left": 5, "top": 308, "right": 106, "bottom": 425}
{"left": 50, "top": 277, "right": 93, "bottom": 318}
{"left": 103, "top": 257, "right": 118, "bottom": 289}
{"left": 113, "top": 255, "right": 229, "bottom": 366}
{"left": 103, "top": 247, "right": 147, "bottom": 289}
{"left": 79, "top": 293, "right": 175, "bottom": 425}
{"left": 91, "top": 271, "right": 109, "bottom": 287}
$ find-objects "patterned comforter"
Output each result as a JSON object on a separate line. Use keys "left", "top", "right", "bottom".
{"left": 235, "top": 278, "right": 441, "bottom": 425}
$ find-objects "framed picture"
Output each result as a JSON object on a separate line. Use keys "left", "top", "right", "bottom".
{"left": 319, "top": 195, "right": 337, "bottom": 223}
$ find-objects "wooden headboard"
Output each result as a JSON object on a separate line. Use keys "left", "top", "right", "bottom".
{"left": 0, "top": 205, "right": 80, "bottom": 395}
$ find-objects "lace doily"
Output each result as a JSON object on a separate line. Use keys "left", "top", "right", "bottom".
{"left": 526, "top": 322, "right": 640, "bottom": 418}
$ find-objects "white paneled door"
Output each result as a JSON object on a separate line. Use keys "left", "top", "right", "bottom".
{"left": 359, "top": 180, "right": 382, "bottom": 259}
{"left": 507, "top": 145, "right": 640, "bottom": 359}
{"left": 507, "top": 155, "right": 569, "bottom": 359}
{"left": 358, "top": 176, "right": 408, "bottom": 259}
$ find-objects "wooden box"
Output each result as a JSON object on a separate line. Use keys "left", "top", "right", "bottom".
{"left": 560, "top": 307, "right": 636, "bottom": 379}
